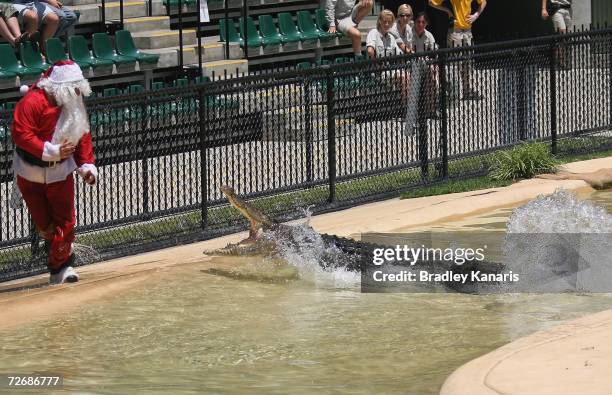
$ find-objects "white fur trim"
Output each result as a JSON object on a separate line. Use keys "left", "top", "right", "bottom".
{"left": 42, "top": 142, "right": 61, "bottom": 161}
{"left": 19, "top": 85, "right": 30, "bottom": 95}
{"left": 79, "top": 163, "right": 98, "bottom": 179}
{"left": 48, "top": 63, "right": 84, "bottom": 84}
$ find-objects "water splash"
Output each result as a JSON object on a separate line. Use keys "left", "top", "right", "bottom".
{"left": 265, "top": 221, "right": 360, "bottom": 289}
{"left": 507, "top": 189, "right": 612, "bottom": 233}
{"left": 503, "top": 189, "right": 612, "bottom": 292}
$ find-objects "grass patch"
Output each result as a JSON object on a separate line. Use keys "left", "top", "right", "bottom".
{"left": 401, "top": 176, "right": 512, "bottom": 199}
{"left": 489, "top": 142, "right": 559, "bottom": 180}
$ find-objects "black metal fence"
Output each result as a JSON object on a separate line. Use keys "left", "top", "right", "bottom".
{"left": 1, "top": 29, "right": 611, "bottom": 281}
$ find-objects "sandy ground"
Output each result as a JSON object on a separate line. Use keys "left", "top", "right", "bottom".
{"left": 1, "top": 156, "right": 612, "bottom": 394}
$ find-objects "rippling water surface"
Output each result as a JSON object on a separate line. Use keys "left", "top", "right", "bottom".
{"left": 2, "top": 190, "right": 612, "bottom": 394}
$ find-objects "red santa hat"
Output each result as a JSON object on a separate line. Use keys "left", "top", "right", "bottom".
{"left": 21, "top": 60, "right": 91, "bottom": 99}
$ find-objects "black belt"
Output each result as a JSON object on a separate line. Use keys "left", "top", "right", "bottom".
{"left": 16, "top": 147, "right": 66, "bottom": 168}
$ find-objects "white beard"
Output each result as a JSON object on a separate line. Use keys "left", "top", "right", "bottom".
{"left": 37, "top": 78, "right": 92, "bottom": 146}
{"left": 51, "top": 95, "right": 90, "bottom": 146}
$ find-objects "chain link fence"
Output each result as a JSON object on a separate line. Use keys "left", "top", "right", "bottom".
{"left": 1, "top": 28, "right": 611, "bottom": 281}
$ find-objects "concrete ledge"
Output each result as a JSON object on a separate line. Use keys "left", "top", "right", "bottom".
{"left": 441, "top": 308, "right": 612, "bottom": 395}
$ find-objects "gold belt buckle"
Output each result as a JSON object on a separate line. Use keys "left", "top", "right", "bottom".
{"left": 49, "top": 160, "right": 58, "bottom": 168}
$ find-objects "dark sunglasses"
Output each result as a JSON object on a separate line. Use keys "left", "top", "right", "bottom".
{"left": 399, "top": 13, "right": 412, "bottom": 17}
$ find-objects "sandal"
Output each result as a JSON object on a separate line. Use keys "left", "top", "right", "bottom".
{"left": 28, "top": 31, "right": 40, "bottom": 43}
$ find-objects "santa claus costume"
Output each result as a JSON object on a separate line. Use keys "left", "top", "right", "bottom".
{"left": 12, "top": 60, "right": 97, "bottom": 284}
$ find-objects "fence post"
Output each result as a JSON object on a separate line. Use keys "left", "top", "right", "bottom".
{"left": 550, "top": 40, "right": 557, "bottom": 155}
{"left": 439, "top": 52, "right": 448, "bottom": 179}
{"left": 178, "top": 0, "right": 184, "bottom": 72}
{"left": 141, "top": 96, "right": 149, "bottom": 218}
{"left": 326, "top": 66, "right": 336, "bottom": 203}
{"left": 119, "top": 0, "right": 124, "bottom": 29}
{"left": 100, "top": 0, "right": 106, "bottom": 31}
{"left": 609, "top": 34, "right": 612, "bottom": 132}
{"left": 304, "top": 74, "right": 313, "bottom": 184}
{"left": 242, "top": 0, "right": 248, "bottom": 59}
{"left": 517, "top": 49, "right": 527, "bottom": 141}
{"left": 224, "top": 0, "right": 230, "bottom": 59}
{"left": 199, "top": 86, "right": 208, "bottom": 230}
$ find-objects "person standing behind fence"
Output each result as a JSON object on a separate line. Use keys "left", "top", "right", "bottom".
{"left": 542, "top": 0, "right": 572, "bottom": 33}
{"left": 325, "top": 0, "right": 373, "bottom": 57}
{"left": 11, "top": 60, "right": 97, "bottom": 285}
{"left": 412, "top": 12, "right": 439, "bottom": 118}
{"left": 428, "top": 0, "right": 486, "bottom": 100}
{"left": 411, "top": 12, "right": 437, "bottom": 53}
{"left": 389, "top": 4, "right": 413, "bottom": 53}
{"left": 366, "top": 9, "right": 402, "bottom": 58}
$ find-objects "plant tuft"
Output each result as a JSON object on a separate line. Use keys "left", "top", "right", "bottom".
{"left": 489, "top": 142, "right": 559, "bottom": 180}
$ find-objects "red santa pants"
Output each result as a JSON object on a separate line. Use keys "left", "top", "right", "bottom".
{"left": 17, "top": 175, "right": 76, "bottom": 272}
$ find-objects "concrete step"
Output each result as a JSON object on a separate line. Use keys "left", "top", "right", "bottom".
{"left": 72, "top": 1, "right": 148, "bottom": 24}
{"left": 145, "top": 42, "right": 241, "bottom": 68}
{"left": 146, "top": 46, "right": 198, "bottom": 67}
{"left": 122, "top": 16, "right": 170, "bottom": 32}
{"left": 201, "top": 59, "right": 248, "bottom": 78}
{"left": 64, "top": 0, "right": 99, "bottom": 6}
{"left": 131, "top": 29, "right": 197, "bottom": 49}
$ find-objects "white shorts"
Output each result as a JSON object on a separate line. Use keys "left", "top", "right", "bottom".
{"left": 335, "top": 6, "right": 358, "bottom": 35}
{"left": 13, "top": 2, "right": 54, "bottom": 27}
{"left": 551, "top": 8, "right": 571, "bottom": 32}
{"left": 448, "top": 29, "right": 473, "bottom": 48}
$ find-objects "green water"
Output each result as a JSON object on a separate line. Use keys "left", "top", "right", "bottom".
{"left": 2, "top": 190, "right": 612, "bottom": 394}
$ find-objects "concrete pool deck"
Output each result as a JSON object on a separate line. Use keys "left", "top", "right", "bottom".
{"left": 1, "top": 156, "right": 612, "bottom": 394}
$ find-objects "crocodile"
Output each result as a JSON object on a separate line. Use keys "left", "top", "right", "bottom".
{"left": 206, "top": 186, "right": 358, "bottom": 275}
{"left": 208, "top": 186, "right": 298, "bottom": 257}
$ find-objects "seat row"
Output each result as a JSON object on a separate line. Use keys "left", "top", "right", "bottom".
{"left": 0, "top": 31, "right": 159, "bottom": 81}
{"left": 220, "top": 9, "right": 341, "bottom": 48}
{"left": 87, "top": 76, "right": 240, "bottom": 127}
{"left": 296, "top": 55, "right": 368, "bottom": 70}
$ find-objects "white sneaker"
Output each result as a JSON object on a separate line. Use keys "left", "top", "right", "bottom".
{"left": 49, "top": 266, "right": 79, "bottom": 285}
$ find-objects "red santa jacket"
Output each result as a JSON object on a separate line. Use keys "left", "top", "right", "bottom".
{"left": 12, "top": 87, "right": 95, "bottom": 167}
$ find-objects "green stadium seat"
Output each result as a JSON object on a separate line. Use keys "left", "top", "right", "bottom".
{"left": 297, "top": 10, "right": 335, "bottom": 41}
{"left": 219, "top": 18, "right": 246, "bottom": 47}
{"left": 103, "top": 87, "right": 120, "bottom": 96}
{"left": 45, "top": 38, "right": 69, "bottom": 63}
{"left": 297, "top": 61, "right": 311, "bottom": 70}
{"left": 68, "top": 35, "right": 114, "bottom": 69}
{"left": 258, "top": 14, "right": 292, "bottom": 44}
{"left": 125, "top": 84, "right": 144, "bottom": 94}
{"left": 315, "top": 8, "right": 342, "bottom": 37}
{"left": 238, "top": 16, "right": 267, "bottom": 48}
{"left": 0, "top": 44, "right": 43, "bottom": 78}
{"left": 0, "top": 69, "right": 17, "bottom": 80}
{"left": 20, "top": 41, "right": 51, "bottom": 71}
{"left": 151, "top": 81, "right": 165, "bottom": 90}
{"left": 115, "top": 30, "right": 160, "bottom": 66}
{"left": 193, "top": 75, "right": 211, "bottom": 85}
{"left": 219, "top": 18, "right": 261, "bottom": 48}
{"left": 334, "top": 56, "right": 351, "bottom": 63}
{"left": 4, "top": 102, "right": 16, "bottom": 111}
{"left": 92, "top": 33, "right": 137, "bottom": 66}
{"left": 278, "top": 12, "right": 317, "bottom": 42}
{"left": 162, "top": 0, "right": 196, "bottom": 5}
{"left": 123, "top": 84, "right": 147, "bottom": 120}
{"left": 172, "top": 78, "right": 189, "bottom": 87}
{"left": 315, "top": 58, "right": 331, "bottom": 66}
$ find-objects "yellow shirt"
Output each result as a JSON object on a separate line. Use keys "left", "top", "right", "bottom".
{"left": 430, "top": 0, "right": 483, "bottom": 30}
